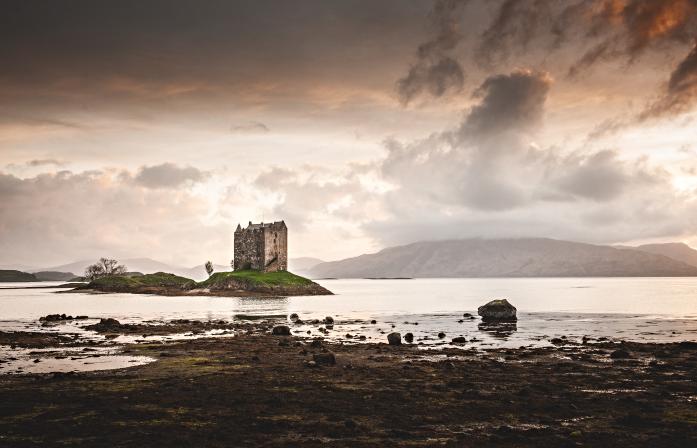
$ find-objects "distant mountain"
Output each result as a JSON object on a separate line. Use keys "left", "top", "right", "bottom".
{"left": 633, "top": 243, "right": 697, "bottom": 268}
{"left": 34, "top": 271, "right": 76, "bottom": 281}
{"left": 288, "top": 257, "right": 325, "bottom": 275}
{"left": 0, "top": 264, "right": 39, "bottom": 272}
{"left": 0, "top": 270, "right": 38, "bottom": 282}
{"left": 38, "top": 258, "right": 214, "bottom": 280}
{"left": 308, "top": 238, "right": 697, "bottom": 278}
{"left": 34, "top": 257, "right": 324, "bottom": 281}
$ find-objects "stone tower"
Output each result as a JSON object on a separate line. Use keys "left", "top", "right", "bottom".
{"left": 233, "top": 221, "right": 288, "bottom": 272}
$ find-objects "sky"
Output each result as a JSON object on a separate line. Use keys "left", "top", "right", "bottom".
{"left": 2, "top": 0, "right": 697, "bottom": 268}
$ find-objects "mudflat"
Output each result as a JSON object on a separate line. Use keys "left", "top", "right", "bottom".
{"left": 1, "top": 324, "right": 696, "bottom": 447}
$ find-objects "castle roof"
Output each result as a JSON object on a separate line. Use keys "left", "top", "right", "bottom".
{"left": 236, "top": 220, "right": 286, "bottom": 231}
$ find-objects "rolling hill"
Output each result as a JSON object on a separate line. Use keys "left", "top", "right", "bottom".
{"left": 308, "top": 238, "right": 697, "bottom": 278}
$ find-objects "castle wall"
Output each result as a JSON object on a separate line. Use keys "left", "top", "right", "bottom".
{"left": 233, "top": 228, "right": 265, "bottom": 271}
{"left": 263, "top": 223, "right": 288, "bottom": 272}
{"left": 234, "top": 221, "right": 287, "bottom": 272}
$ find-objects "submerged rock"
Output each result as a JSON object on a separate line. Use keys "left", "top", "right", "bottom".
{"left": 271, "top": 325, "right": 291, "bottom": 336}
{"left": 387, "top": 332, "right": 401, "bottom": 345}
{"left": 610, "top": 349, "right": 631, "bottom": 359}
{"left": 312, "top": 352, "right": 336, "bottom": 366}
{"left": 85, "top": 318, "right": 121, "bottom": 332}
{"left": 477, "top": 299, "right": 517, "bottom": 322}
{"left": 39, "top": 314, "right": 88, "bottom": 322}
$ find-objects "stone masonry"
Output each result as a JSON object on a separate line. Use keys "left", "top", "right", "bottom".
{"left": 233, "top": 221, "right": 288, "bottom": 272}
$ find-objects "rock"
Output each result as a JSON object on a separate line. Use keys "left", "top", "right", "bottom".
{"left": 312, "top": 352, "right": 336, "bottom": 366}
{"left": 404, "top": 333, "right": 414, "bottom": 343}
{"left": 345, "top": 333, "right": 353, "bottom": 339}
{"left": 452, "top": 337, "right": 467, "bottom": 344}
{"left": 387, "top": 332, "right": 401, "bottom": 345}
{"left": 438, "top": 332, "right": 446, "bottom": 339}
{"left": 463, "top": 313, "right": 472, "bottom": 318}
{"left": 310, "top": 338, "right": 323, "bottom": 348}
{"left": 370, "top": 319, "right": 377, "bottom": 324}
{"left": 610, "top": 349, "right": 630, "bottom": 359}
{"left": 289, "top": 313, "right": 299, "bottom": 322}
{"left": 305, "top": 360, "right": 317, "bottom": 368}
{"left": 85, "top": 318, "right": 121, "bottom": 332}
{"left": 272, "top": 325, "right": 291, "bottom": 336}
{"left": 40, "top": 314, "right": 88, "bottom": 322}
{"left": 477, "top": 299, "right": 517, "bottom": 322}
{"left": 324, "top": 316, "right": 334, "bottom": 325}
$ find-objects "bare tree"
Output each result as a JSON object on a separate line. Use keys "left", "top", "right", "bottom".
{"left": 84, "top": 258, "right": 127, "bottom": 281}
{"left": 205, "top": 261, "right": 214, "bottom": 277}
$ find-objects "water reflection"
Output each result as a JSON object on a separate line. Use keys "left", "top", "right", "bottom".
{"left": 478, "top": 322, "right": 518, "bottom": 339}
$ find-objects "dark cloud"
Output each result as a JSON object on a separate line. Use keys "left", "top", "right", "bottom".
{"left": 476, "top": 0, "right": 554, "bottom": 66}
{"left": 384, "top": 70, "right": 553, "bottom": 211}
{"left": 396, "top": 0, "right": 468, "bottom": 104}
{"left": 231, "top": 121, "right": 269, "bottom": 134}
{"left": 458, "top": 69, "right": 551, "bottom": 138}
{"left": 26, "top": 159, "right": 64, "bottom": 167}
{"left": 640, "top": 40, "right": 697, "bottom": 119}
{"left": 475, "top": 1, "right": 697, "bottom": 81}
{"left": 133, "top": 163, "right": 208, "bottom": 189}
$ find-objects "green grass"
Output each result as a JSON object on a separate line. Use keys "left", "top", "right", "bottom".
{"left": 197, "top": 270, "right": 313, "bottom": 288}
{"left": 85, "top": 270, "right": 312, "bottom": 291}
{"left": 87, "top": 272, "right": 195, "bottom": 289}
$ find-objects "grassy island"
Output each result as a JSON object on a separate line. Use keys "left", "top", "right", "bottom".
{"left": 87, "top": 272, "right": 196, "bottom": 290}
{"left": 76, "top": 270, "right": 331, "bottom": 297}
{"left": 198, "top": 270, "right": 313, "bottom": 288}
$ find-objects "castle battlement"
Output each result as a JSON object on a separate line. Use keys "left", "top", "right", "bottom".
{"left": 233, "top": 221, "right": 288, "bottom": 272}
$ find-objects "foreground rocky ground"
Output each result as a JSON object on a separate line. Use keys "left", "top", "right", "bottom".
{"left": 1, "top": 322, "right": 697, "bottom": 447}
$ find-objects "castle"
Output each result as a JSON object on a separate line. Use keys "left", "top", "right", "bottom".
{"left": 233, "top": 221, "right": 288, "bottom": 272}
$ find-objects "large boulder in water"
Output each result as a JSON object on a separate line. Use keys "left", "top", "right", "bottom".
{"left": 387, "top": 332, "right": 402, "bottom": 345}
{"left": 477, "top": 299, "right": 517, "bottom": 322}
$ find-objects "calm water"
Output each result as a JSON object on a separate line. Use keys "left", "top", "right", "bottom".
{"left": 1, "top": 278, "right": 697, "bottom": 347}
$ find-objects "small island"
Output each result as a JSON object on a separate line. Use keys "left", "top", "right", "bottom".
{"left": 70, "top": 221, "right": 332, "bottom": 297}
{"left": 73, "top": 270, "right": 332, "bottom": 297}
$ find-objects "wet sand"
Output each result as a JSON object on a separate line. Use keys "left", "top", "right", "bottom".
{"left": 1, "top": 321, "right": 697, "bottom": 447}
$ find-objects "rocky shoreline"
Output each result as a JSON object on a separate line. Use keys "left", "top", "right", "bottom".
{"left": 1, "top": 318, "right": 696, "bottom": 446}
